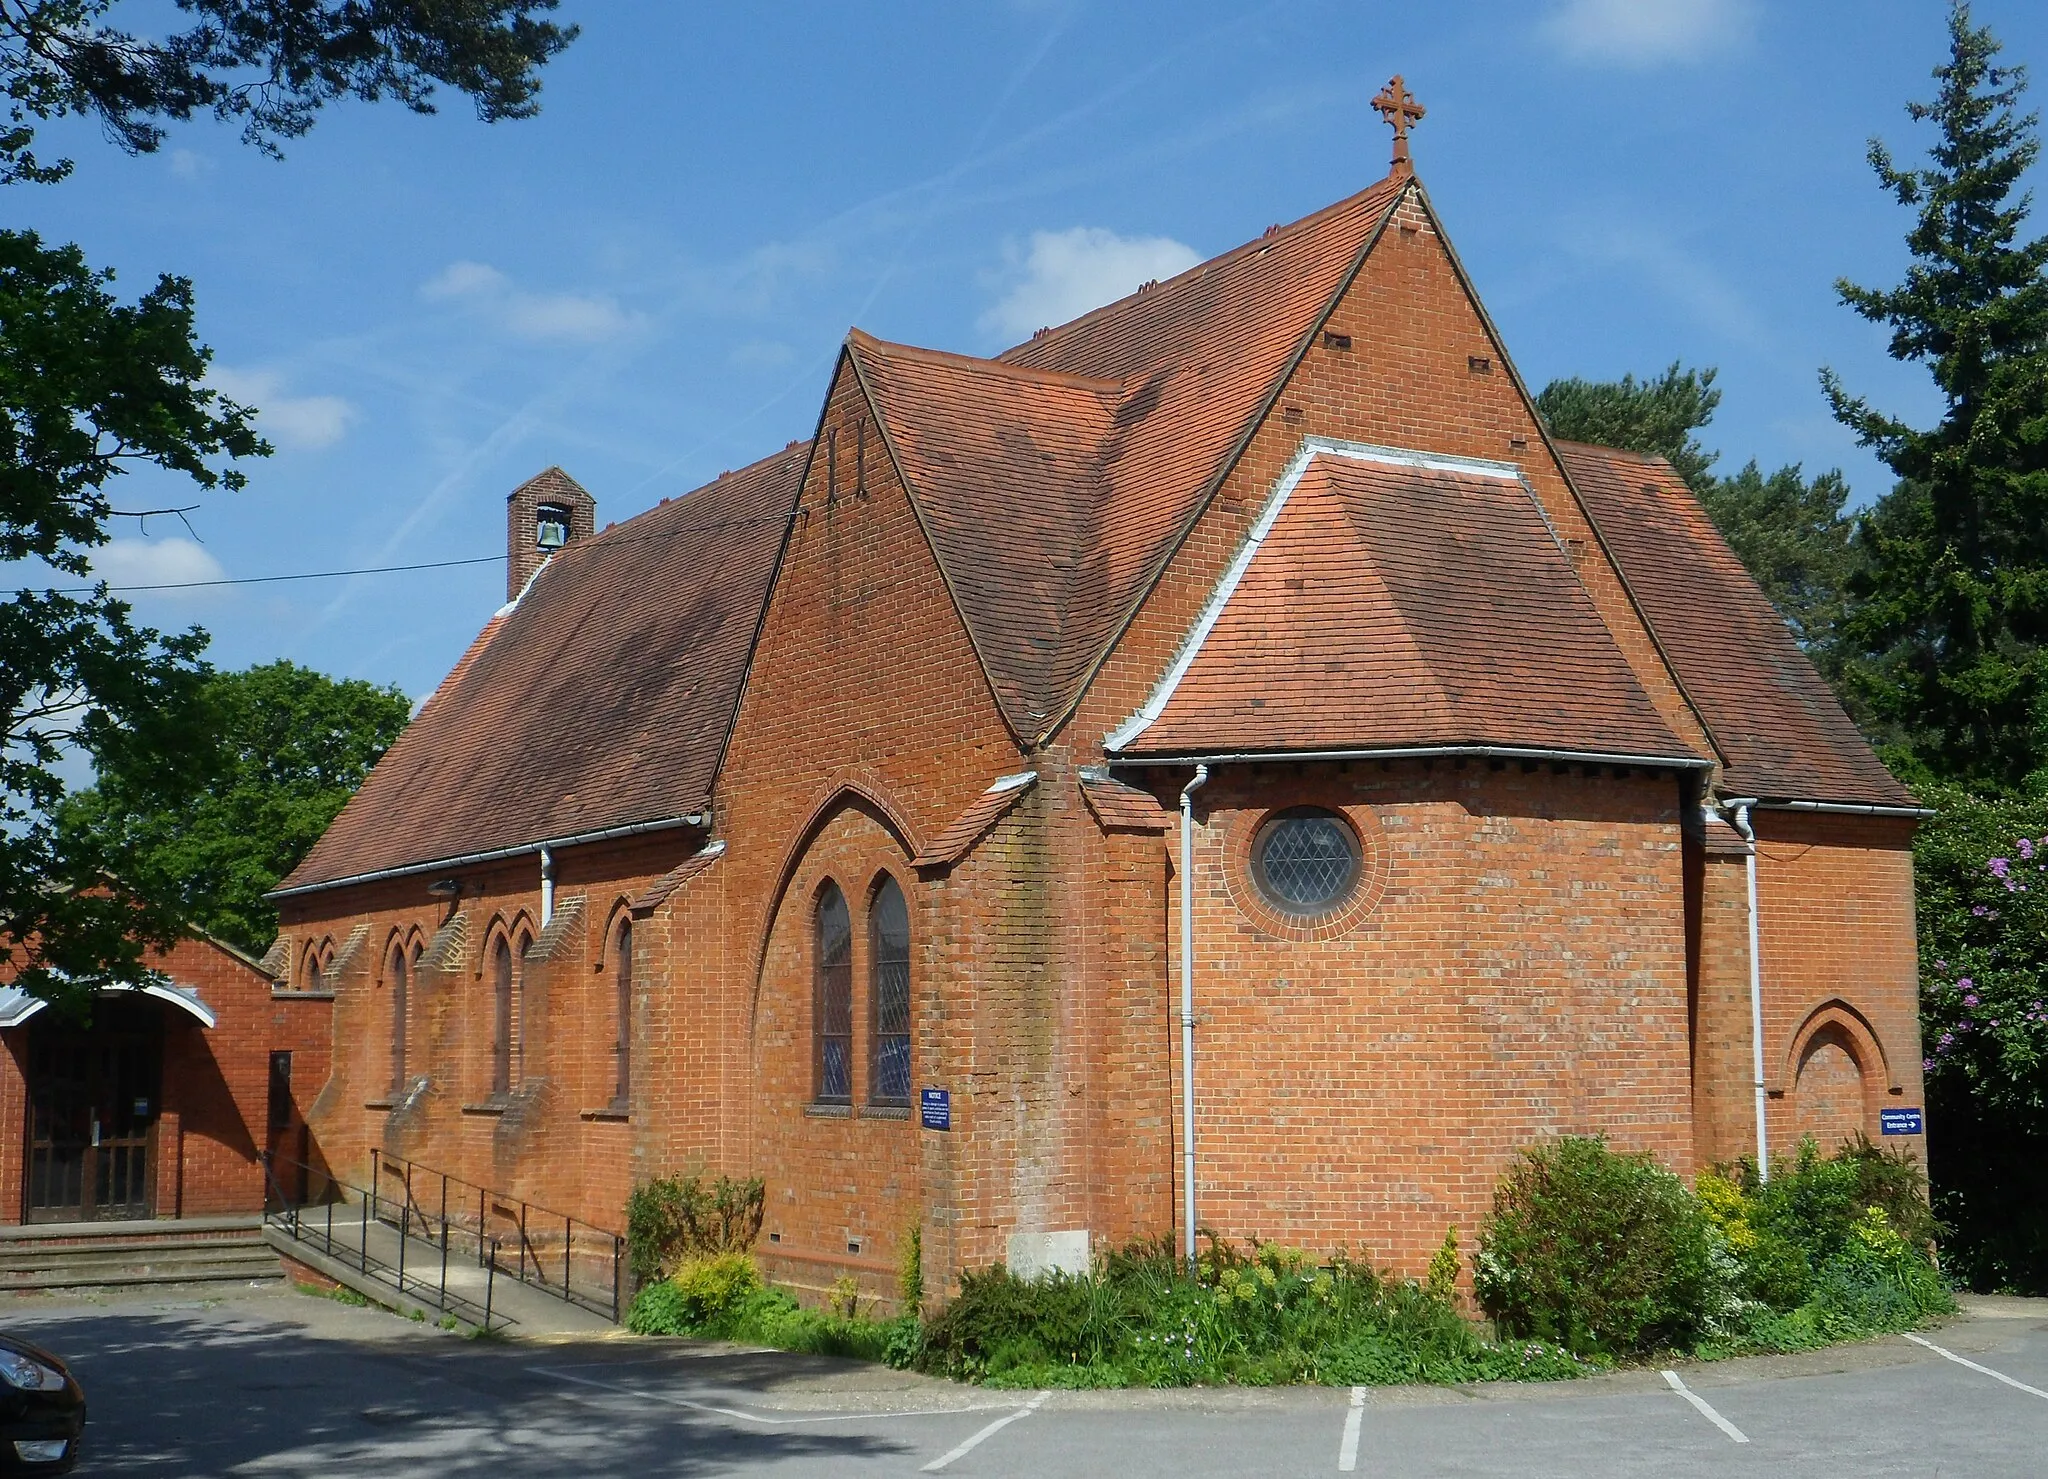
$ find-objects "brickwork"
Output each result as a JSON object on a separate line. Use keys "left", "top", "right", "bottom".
{"left": 269, "top": 171, "right": 1926, "bottom": 1296}
{"left": 1754, "top": 811, "right": 1923, "bottom": 1162}
{"left": 0, "top": 934, "right": 328, "bottom": 1224}
{"left": 1156, "top": 761, "right": 1693, "bottom": 1272}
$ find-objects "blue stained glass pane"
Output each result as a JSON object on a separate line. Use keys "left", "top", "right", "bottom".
{"left": 821, "top": 1039, "right": 849, "bottom": 1102}
{"left": 876, "top": 1037, "right": 911, "bottom": 1104}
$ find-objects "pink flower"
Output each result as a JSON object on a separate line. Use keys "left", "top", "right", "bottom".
{"left": 1964, "top": 993, "right": 1980, "bottom": 1008}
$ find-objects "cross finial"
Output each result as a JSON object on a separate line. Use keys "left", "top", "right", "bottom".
{"left": 1371, "top": 74, "right": 1425, "bottom": 177}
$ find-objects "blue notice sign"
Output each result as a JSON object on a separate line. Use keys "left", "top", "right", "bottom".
{"left": 920, "top": 1087, "right": 951, "bottom": 1132}
{"left": 1880, "top": 1107, "right": 1925, "bottom": 1136}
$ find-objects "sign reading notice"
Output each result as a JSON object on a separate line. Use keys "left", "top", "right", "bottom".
{"left": 1880, "top": 1107, "right": 1925, "bottom": 1136}
{"left": 920, "top": 1087, "right": 951, "bottom": 1132}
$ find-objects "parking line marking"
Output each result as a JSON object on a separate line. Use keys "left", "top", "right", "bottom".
{"left": 921, "top": 1389, "right": 1050, "bottom": 1472}
{"left": 537, "top": 1366, "right": 1024, "bottom": 1427}
{"left": 1662, "top": 1369, "right": 1749, "bottom": 1444}
{"left": 1905, "top": 1334, "right": 2048, "bottom": 1400}
{"left": 1337, "top": 1385, "right": 1365, "bottom": 1471}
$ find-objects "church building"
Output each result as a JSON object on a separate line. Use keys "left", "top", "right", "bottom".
{"left": 271, "top": 86, "right": 1926, "bottom": 1298}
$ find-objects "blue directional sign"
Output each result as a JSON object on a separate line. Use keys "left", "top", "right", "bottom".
{"left": 1880, "top": 1107, "right": 1925, "bottom": 1136}
{"left": 920, "top": 1087, "right": 951, "bottom": 1132}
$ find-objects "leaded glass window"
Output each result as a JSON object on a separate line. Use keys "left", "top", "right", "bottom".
{"left": 1250, "top": 808, "right": 1361, "bottom": 915}
{"left": 490, "top": 936, "right": 514, "bottom": 1094}
{"left": 613, "top": 921, "right": 633, "bottom": 1109}
{"left": 389, "top": 943, "right": 409, "bottom": 1097}
{"left": 814, "top": 884, "right": 853, "bottom": 1103}
{"left": 870, "top": 877, "right": 911, "bottom": 1106}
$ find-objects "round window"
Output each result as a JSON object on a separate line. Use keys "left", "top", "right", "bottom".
{"left": 1250, "top": 808, "right": 1361, "bottom": 915}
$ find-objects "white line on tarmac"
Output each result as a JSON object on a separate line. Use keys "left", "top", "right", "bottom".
{"left": 921, "top": 1390, "right": 1051, "bottom": 1472}
{"left": 1337, "top": 1385, "right": 1365, "bottom": 1471}
{"left": 1905, "top": 1333, "right": 2048, "bottom": 1400}
{"left": 536, "top": 1365, "right": 1026, "bottom": 1427}
{"left": 1661, "top": 1369, "right": 1750, "bottom": 1444}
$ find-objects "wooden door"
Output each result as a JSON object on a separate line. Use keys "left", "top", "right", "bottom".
{"left": 24, "top": 1000, "right": 162, "bottom": 1223}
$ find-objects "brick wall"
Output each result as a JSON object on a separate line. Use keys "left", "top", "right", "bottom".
{"left": 270, "top": 179, "right": 1925, "bottom": 1295}
{"left": 1151, "top": 761, "right": 1693, "bottom": 1273}
{"left": 0, "top": 934, "right": 327, "bottom": 1223}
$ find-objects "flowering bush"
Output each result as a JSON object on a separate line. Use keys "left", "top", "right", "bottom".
{"left": 1916, "top": 785, "right": 2048, "bottom": 1126}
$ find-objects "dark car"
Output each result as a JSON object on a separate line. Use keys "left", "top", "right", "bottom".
{"left": 0, "top": 1334, "right": 83, "bottom": 1473}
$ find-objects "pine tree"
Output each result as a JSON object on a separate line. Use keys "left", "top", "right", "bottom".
{"left": 1824, "top": 3, "right": 2048, "bottom": 792}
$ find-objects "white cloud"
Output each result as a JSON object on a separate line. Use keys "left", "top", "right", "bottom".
{"left": 980, "top": 227, "right": 1201, "bottom": 342}
{"left": 729, "top": 339, "right": 796, "bottom": 370}
{"left": 1540, "top": 0, "right": 1752, "bottom": 68}
{"left": 421, "top": 260, "right": 511, "bottom": 300}
{"left": 167, "top": 148, "right": 211, "bottom": 181}
{"left": 421, "top": 258, "right": 641, "bottom": 343}
{"left": 208, "top": 367, "right": 353, "bottom": 450}
{"left": 89, "top": 537, "right": 226, "bottom": 590}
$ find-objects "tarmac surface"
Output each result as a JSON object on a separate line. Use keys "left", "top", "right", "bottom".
{"left": 4, "top": 1282, "right": 2044, "bottom": 1476}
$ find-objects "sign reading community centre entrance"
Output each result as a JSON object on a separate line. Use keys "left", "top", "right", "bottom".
{"left": 1880, "top": 1107, "right": 1925, "bottom": 1136}
{"left": 921, "top": 1088, "right": 950, "bottom": 1131}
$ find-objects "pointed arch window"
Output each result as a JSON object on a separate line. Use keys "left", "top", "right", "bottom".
{"left": 612, "top": 920, "right": 634, "bottom": 1111}
{"left": 869, "top": 877, "right": 911, "bottom": 1107}
{"left": 490, "top": 935, "right": 514, "bottom": 1095}
{"left": 814, "top": 883, "right": 853, "bottom": 1104}
{"left": 388, "top": 940, "right": 410, "bottom": 1098}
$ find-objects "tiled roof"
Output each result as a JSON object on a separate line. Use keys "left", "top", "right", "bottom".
{"left": 1558, "top": 442, "right": 1915, "bottom": 807}
{"left": 1118, "top": 449, "right": 1701, "bottom": 763}
{"left": 630, "top": 841, "right": 727, "bottom": 915}
{"left": 851, "top": 178, "right": 1409, "bottom": 739}
{"left": 1079, "top": 769, "right": 1174, "bottom": 832}
{"left": 281, "top": 444, "right": 807, "bottom": 890}
{"left": 912, "top": 772, "right": 1037, "bottom": 869}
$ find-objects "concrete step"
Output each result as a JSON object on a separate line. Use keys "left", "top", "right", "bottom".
{"left": 0, "top": 1218, "right": 281, "bottom": 1292}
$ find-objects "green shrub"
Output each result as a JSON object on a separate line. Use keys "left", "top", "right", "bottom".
{"left": 625, "top": 1254, "right": 895, "bottom": 1360}
{"left": 899, "top": 1221, "right": 924, "bottom": 1313}
{"left": 1474, "top": 1136, "right": 1723, "bottom": 1357}
{"left": 1695, "top": 1138, "right": 1953, "bottom": 1355}
{"left": 625, "top": 1173, "right": 766, "bottom": 1283}
{"left": 913, "top": 1236, "right": 1593, "bottom": 1389}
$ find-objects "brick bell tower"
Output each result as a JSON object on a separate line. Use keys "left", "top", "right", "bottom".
{"left": 506, "top": 467, "right": 597, "bottom": 601}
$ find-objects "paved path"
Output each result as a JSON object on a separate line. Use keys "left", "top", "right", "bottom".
{"left": 266, "top": 1198, "right": 620, "bottom": 1336}
{"left": 2, "top": 1285, "right": 2043, "bottom": 1475}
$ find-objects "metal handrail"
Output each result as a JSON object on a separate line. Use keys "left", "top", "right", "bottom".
{"left": 371, "top": 1149, "right": 625, "bottom": 1323}
{"left": 261, "top": 1151, "right": 509, "bottom": 1332}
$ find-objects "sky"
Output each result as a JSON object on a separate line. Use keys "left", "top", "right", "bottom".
{"left": 15, "top": 0, "right": 2048, "bottom": 707}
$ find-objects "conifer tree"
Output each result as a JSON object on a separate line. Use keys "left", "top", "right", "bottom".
{"left": 1824, "top": 3, "right": 2048, "bottom": 791}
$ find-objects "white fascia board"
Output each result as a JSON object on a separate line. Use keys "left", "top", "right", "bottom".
{"left": 1104, "top": 437, "right": 1525, "bottom": 754}
{"left": 0, "top": 981, "right": 217, "bottom": 1029}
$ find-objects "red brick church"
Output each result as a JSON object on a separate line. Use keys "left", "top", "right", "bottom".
{"left": 272, "top": 89, "right": 1925, "bottom": 1296}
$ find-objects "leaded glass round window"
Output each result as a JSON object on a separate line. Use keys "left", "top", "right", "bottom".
{"left": 1250, "top": 808, "right": 1361, "bottom": 915}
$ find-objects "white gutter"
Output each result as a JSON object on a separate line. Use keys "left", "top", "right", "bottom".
{"left": 1178, "top": 763, "right": 1211, "bottom": 1272}
{"left": 1113, "top": 743, "right": 1710, "bottom": 771}
{"left": 539, "top": 846, "right": 556, "bottom": 927}
{"left": 1723, "top": 798, "right": 1771, "bottom": 1183}
{"left": 266, "top": 812, "right": 707, "bottom": 900}
{"left": 1754, "top": 799, "right": 1935, "bottom": 819}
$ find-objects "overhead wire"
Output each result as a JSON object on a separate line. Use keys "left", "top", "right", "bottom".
{"left": 42, "top": 502, "right": 811, "bottom": 594}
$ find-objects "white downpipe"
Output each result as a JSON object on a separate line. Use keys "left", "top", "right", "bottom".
{"left": 1725, "top": 800, "right": 1770, "bottom": 1183}
{"left": 540, "top": 845, "right": 556, "bottom": 927}
{"left": 1179, "top": 764, "right": 1211, "bottom": 1271}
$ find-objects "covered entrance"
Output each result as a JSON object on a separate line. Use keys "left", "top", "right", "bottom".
{"left": 23, "top": 997, "right": 166, "bottom": 1223}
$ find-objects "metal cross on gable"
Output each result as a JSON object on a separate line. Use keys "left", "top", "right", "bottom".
{"left": 1372, "top": 74, "right": 1425, "bottom": 176}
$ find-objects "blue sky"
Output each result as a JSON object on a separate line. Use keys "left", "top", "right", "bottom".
{"left": 17, "top": 0, "right": 2048, "bottom": 704}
